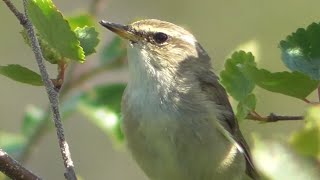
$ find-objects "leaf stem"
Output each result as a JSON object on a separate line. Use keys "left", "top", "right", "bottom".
{"left": 52, "top": 60, "right": 67, "bottom": 90}
{"left": 0, "top": 149, "right": 41, "bottom": 180}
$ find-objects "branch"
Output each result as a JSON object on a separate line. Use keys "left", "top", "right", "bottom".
{"left": 3, "top": 0, "right": 77, "bottom": 179}
{"left": 0, "top": 149, "right": 41, "bottom": 180}
{"left": 247, "top": 112, "right": 303, "bottom": 122}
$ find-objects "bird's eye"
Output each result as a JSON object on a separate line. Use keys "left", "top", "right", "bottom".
{"left": 153, "top": 32, "right": 168, "bottom": 44}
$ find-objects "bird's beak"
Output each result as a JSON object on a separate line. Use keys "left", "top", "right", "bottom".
{"left": 99, "top": 20, "right": 139, "bottom": 42}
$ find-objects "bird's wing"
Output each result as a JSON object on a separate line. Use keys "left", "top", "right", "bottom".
{"left": 198, "top": 70, "right": 259, "bottom": 179}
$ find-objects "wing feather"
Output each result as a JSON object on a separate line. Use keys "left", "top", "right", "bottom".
{"left": 198, "top": 71, "right": 259, "bottom": 179}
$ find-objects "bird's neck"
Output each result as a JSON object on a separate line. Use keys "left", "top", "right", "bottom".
{"left": 126, "top": 46, "right": 197, "bottom": 113}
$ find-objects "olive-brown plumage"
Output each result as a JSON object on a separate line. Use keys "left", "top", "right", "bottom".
{"left": 100, "top": 19, "right": 259, "bottom": 180}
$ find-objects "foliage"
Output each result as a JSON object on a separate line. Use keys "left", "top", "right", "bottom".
{"left": 0, "top": 64, "right": 42, "bottom": 86}
{"left": 219, "top": 22, "right": 320, "bottom": 179}
{"left": 290, "top": 106, "right": 320, "bottom": 159}
{"left": 74, "top": 26, "right": 100, "bottom": 56}
{"left": 280, "top": 23, "right": 320, "bottom": 80}
{"left": 252, "top": 136, "right": 320, "bottom": 180}
{"left": 26, "top": 0, "right": 85, "bottom": 62}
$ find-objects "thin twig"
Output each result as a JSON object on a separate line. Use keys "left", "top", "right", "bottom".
{"left": 247, "top": 112, "right": 303, "bottom": 122}
{"left": 21, "top": 0, "right": 77, "bottom": 179}
{"left": 0, "top": 149, "right": 41, "bottom": 180}
{"left": 3, "top": 0, "right": 77, "bottom": 179}
{"left": 2, "top": 0, "right": 27, "bottom": 25}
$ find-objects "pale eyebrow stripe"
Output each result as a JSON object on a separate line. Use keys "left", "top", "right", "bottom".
{"left": 181, "top": 34, "right": 196, "bottom": 46}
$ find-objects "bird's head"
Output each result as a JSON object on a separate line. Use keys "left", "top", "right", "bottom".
{"left": 100, "top": 19, "right": 211, "bottom": 91}
{"left": 100, "top": 19, "right": 209, "bottom": 70}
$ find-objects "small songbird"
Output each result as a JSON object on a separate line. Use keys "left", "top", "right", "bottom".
{"left": 100, "top": 19, "right": 258, "bottom": 180}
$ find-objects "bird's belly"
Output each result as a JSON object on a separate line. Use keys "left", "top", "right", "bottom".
{"left": 122, "top": 114, "right": 245, "bottom": 180}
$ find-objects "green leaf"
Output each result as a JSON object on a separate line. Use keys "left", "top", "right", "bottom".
{"left": 220, "top": 51, "right": 256, "bottom": 101}
{"left": 21, "top": 30, "right": 62, "bottom": 64}
{"left": 27, "top": 0, "right": 85, "bottom": 62}
{"left": 74, "top": 26, "right": 100, "bottom": 56}
{"left": 67, "top": 14, "right": 95, "bottom": 30}
{"left": 0, "top": 132, "right": 26, "bottom": 156}
{"left": 22, "top": 105, "right": 45, "bottom": 137}
{"left": 236, "top": 94, "right": 256, "bottom": 120}
{"left": 0, "top": 64, "right": 42, "bottom": 86}
{"left": 280, "top": 22, "right": 320, "bottom": 80}
{"left": 252, "top": 137, "right": 320, "bottom": 180}
{"left": 248, "top": 68, "right": 319, "bottom": 99}
{"left": 77, "top": 84, "right": 126, "bottom": 143}
{"left": 100, "top": 36, "right": 127, "bottom": 65}
{"left": 290, "top": 106, "right": 320, "bottom": 159}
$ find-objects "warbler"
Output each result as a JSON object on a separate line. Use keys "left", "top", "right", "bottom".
{"left": 100, "top": 19, "right": 258, "bottom": 180}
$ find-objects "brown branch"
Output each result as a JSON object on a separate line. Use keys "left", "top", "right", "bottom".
{"left": 3, "top": 0, "right": 77, "bottom": 179}
{"left": 247, "top": 112, "right": 303, "bottom": 122}
{"left": 0, "top": 149, "right": 41, "bottom": 180}
{"left": 2, "top": 0, "right": 27, "bottom": 25}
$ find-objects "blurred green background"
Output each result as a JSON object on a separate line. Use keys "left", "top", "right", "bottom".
{"left": 1, "top": 0, "right": 320, "bottom": 179}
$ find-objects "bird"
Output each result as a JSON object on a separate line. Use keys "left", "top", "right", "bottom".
{"left": 99, "top": 19, "right": 259, "bottom": 180}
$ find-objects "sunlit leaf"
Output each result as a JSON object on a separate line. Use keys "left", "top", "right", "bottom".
{"left": 280, "top": 22, "right": 320, "bottom": 80}
{"left": 290, "top": 106, "right": 320, "bottom": 159}
{"left": 252, "top": 137, "right": 320, "bottom": 180}
{"left": 0, "top": 64, "right": 42, "bottom": 86}
{"left": 67, "top": 14, "right": 95, "bottom": 30}
{"left": 74, "top": 26, "right": 99, "bottom": 56}
{"left": 220, "top": 51, "right": 256, "bottom": 101}
{"left": 27, "top": 0, "right": 85, "bottom": 62}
